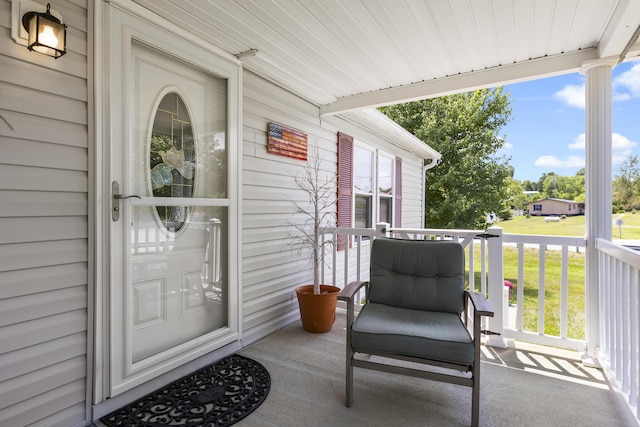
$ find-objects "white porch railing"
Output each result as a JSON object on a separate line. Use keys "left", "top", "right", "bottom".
{"left": 322, "top": 224, "right": 589, "bottom": 351}
{"left": 502, "top": 233, "right": 587, "bottom": 351}
{"left": 596, "top": 238, "right": 640, "bottom": 420}
{"left": 323, "top": 223, "right": 483, "bottom": 293}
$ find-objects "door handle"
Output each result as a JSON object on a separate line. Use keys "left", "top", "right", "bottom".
{"left": 112, "top": 181, "right": 141, "bottom": 221}
{"left": 114, "top": 194, "right": 142, "bottom": 200}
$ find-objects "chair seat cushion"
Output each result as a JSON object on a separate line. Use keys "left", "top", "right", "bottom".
{"left": 351, "top": 303, "right": 474, "bottom": 366}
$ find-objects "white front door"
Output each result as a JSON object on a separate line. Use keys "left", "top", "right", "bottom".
{"left": 106, "top": 4, "right": 241, "bottom": 396}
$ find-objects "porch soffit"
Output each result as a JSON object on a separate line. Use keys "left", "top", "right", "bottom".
{"left": 132, "top": 0, "right": 640, "bottom": 113}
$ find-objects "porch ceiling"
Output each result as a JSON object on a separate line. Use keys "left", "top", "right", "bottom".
{"left": 135, "top": 0, "right": 640, "bottom": 114}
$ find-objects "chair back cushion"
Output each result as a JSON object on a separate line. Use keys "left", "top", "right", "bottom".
{"left": 369, "top": 238, "right": 465, "bottom": 313}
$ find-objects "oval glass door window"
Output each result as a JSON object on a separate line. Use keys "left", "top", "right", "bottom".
{"left": 149, "top": 92, "right": 195, "bottom": 232}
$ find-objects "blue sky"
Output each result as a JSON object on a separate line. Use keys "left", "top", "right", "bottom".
{"left": 500, "top": 60, "right": 640, "bottom": 182}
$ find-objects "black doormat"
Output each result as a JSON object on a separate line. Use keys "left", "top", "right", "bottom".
{"left": 100, "top": 354, "right": 270, "bottom": 427}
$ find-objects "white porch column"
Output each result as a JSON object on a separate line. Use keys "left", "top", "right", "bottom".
{"left": 583, "top": 59, "right": 616, "bottom": 362}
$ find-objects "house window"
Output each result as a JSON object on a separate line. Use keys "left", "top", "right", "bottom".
{"left": 534, "top": 204, "right": 542, "bottom": 211}
{"left": 378, "top": 154, "right": 393, "bottom": 224}
{"left": 338, "top": 133, "right": 401, "bottom": 235}
{"left": 355, "top": 195, "right": 372, "bottom": 228}
{"left": 354, "top": 145, "right": 396, "bottom": 228}
{"left": 354, "top": 146, "right": 374, "bottom": 228}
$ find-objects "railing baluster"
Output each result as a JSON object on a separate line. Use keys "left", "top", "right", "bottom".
{"left": 609, "top": 254, "right": 615, "bottom": 373}
{"left": 355, "top": 235, "right": 362, "bottom": 283}
{"left": 480, "top": 240, "right": 487, "bottom": 295}
{"left": 628, "top": 266, "right": 637, "bottom": 406}
{"left": 332, "top": 231, "right": 337, "bottom": 290}
{"left": 616, "top": 258, "right": 622, "bottom": 382}
{"left": 320, "top": 233, "right": 326, "bottom": 285}
{"left": 538, "top": 244, "right": 546, "bottom": 335}
{"left": 599, "top": 250, "right": 606, "bottom": 363}
{"left": 608, "top": 253, "right": 613, "bottom": 370}
{"left": 622, "top": 263, "right": 630, "bottom": 393}
{"left": 561, "top": 245, "right": 568, "bottom": 340}
{"left": 517, "top": 243, "right": 524, "bottom": 332}
{"left": 468, "top": 242, "right": 475, "bottom": 292}
{"left": 343, "top": 236, "right": 350, "bottom": 290}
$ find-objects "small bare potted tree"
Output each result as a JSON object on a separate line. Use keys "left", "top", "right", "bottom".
{"left": 289, "top": 148, "right": 340, "bottom": 333}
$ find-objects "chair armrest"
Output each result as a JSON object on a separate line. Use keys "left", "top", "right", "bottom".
{"left": 340, "top": 281, "right": 368, "bottom": 331}
{"left": 338, "top": 280, "right": 368, "bottom": 303}
{"left": 466, "top": 291, "right": 494, "bottom": 318}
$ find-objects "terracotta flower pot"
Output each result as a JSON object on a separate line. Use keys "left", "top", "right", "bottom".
{"left": 295, "top": 284, "right": 340, "bottom": 333}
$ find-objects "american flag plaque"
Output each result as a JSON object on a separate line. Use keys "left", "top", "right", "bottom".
{"left": 268, "top": 122, "right": 308, "bottom": 161}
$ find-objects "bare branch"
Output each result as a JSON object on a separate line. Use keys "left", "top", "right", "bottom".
{"left": 286, "top": 148, "right": 337, "bottom": 294}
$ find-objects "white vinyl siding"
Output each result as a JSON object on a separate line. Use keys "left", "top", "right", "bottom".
{"left": 241, "top": 71, "right": 427, "bottom": 345}
{"left": 242, "top": 72, "right": 337, "bottom": 343}
{"left": 0, "top": 0, "right": 89, "bottom": 426}
{"left": 400, "top": 156, "right": 424, "bottom": 226}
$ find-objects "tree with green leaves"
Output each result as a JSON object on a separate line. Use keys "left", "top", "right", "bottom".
{"left": 536, "top": 172, "right": 554, "bottom": 194}
{"left": 506, "top": 177, "right": 527, "bottom": 214}
{"left": 613, "top": 155, "right": 640, "bottom": 210}
{"left": 540, "top": 173, "right": 584, "bottom": 202}
{"left": 380, "top": 88, "right": 512, "bottom": 229}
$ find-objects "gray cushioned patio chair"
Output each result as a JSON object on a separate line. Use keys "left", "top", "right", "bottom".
{"left": 338, "top": 238, "right": 494, "bottom": 427}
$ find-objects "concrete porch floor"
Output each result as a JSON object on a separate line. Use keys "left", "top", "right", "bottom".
{"left": 236, "top": 308, "right": 636, "bottom": 427}
{"left": 91, "top": 308, "right": 636, "bottom": 427}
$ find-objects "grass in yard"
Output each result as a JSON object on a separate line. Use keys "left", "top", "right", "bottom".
{"left": 467, "top": 244, "right": 586, "bottom": 340}
{"left": 496, "top": 212, "right": 640, "bottom": 240}
{"left": 481, "top": 212, "right": 639, "bottom": 341}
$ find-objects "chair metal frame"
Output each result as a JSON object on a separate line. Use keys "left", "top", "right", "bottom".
{"left": 338, "top": 247, "right": 494, "bottom": 427}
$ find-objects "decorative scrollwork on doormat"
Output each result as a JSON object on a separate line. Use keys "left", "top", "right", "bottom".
{"left": 101, "top": 354, "right": 270, "bottom": 427}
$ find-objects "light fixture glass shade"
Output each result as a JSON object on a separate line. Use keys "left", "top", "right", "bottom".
{"left": 22, "top": 4, "right": 66, "bottom": 59}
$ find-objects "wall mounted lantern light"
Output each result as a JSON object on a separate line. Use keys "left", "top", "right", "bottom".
{"left": 22, "top": 3, "right": 66, "bottom": 58}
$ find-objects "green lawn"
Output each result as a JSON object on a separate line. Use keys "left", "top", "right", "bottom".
{"left": 467, "top": 245, "right": 586, "bottom": 340}
{"left": 495, "top": 212, "right": 640, "bottom": 239}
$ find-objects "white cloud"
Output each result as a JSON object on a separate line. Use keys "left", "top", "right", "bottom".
{"left": 503, "top": 142, "right": 514, "bottom": 150}
{"left": 614, "top": 62, "right": 640, "bottom": 98}
{"left": 558, "top": 132, "right": 635, "bottom": 154}
{"left": 613, "top": 152, "right": 631, "bottom": 165}
{"left": 612, "top": 133, "right": 637, "bottom": 165}
{"left": 613, "top": 92, "right": 632, "bottom": 102}
{"left": 554, "top": 84, "right": 585, "bottom": 109}
{"left": 551, "top": 63, "right": 640, "bottom": 107}
{"left": 568, "top": 133, "right": 585, "bottom": 150}
{"left": 613, "top": 133, "right": 637, "bottom": 151}
{"left": 534, "top": 155, "right": 584, "bottom": 168}
{"left": 535, "top": 132, "right": 638, "bottom": 169}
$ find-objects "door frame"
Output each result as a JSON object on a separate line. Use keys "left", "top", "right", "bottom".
{"left": 93, "top": 0, "right": 243, "bottom": 403}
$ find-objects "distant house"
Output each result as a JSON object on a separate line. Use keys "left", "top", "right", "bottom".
{"left": 528, "top": 198, "right": 585, "bottom": 216}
